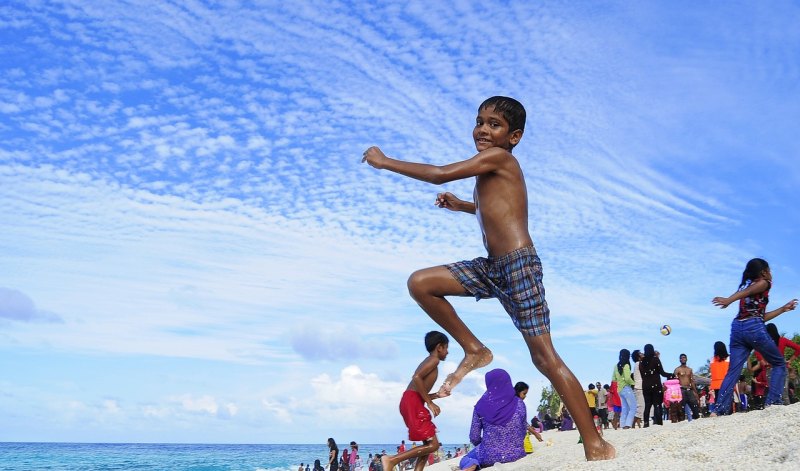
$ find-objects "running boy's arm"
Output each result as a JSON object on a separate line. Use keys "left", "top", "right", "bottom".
{"left": 711, "top": 279, "right": 770, "bottom": 308}
{"left": 362, "top": 146, "right": 509, "bottom": 185}
{"left": 411, "top": 355, "right": 442, "bottom": 417}
{"left": 435, "top": 192, "right": 476, "bottom": 214}
{"left": 764, "top": 299, "right": 798, "bottom": 321}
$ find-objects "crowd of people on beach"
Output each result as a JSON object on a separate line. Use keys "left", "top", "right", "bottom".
{"left": 314, "top": 438, "right": 473, "bottom": 471}
{"left": 361, "top": 256, "right": 797, "bottom": 468}
{"left": 566, "top": 334, "right": 800, "bottom": 435}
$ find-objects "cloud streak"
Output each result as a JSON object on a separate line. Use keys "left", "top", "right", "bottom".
{"left": 1, "top": 0, "right": 798, "bottom": 443}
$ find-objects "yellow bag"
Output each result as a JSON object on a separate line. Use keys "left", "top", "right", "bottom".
{"left": 524, "top": 432, "right": 533, "bottom": 453}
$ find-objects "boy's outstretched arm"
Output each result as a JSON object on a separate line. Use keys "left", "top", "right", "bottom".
{"left": 411, "top": 356, "right": 442, "bottom": 417}
{"left": 362, "top": 146, "right": 507, "bottom": 185}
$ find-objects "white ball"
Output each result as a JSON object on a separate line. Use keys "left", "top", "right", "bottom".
{"left": 660, "top": 324, "right": 672, "bottom": 336}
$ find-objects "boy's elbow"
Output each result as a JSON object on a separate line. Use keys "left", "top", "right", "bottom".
{"left": 427, "top": 168, "right": 451, "bottom": 185}
{"left": 428, "top": 173, "right": 446, "bottom": 185}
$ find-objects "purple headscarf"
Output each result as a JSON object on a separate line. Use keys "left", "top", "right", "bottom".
{"left": 474, "top": 368, "right": 519, "bottom": 426}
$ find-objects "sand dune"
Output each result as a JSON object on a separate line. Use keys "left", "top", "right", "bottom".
{"left": 429, "top": 403, "right": 800, "bottom": 470}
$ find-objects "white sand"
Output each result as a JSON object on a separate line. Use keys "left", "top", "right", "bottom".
{"left": 428, "top": 403, "right": 800, "bottom": 470}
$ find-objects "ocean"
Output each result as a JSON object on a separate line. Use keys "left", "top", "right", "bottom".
{"left": 0, "top": 443, "right": 464, "bottom": 471}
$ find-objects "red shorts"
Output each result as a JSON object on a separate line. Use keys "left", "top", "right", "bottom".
{"left": 399, "top": 390, "right": 436, "bottom": 441}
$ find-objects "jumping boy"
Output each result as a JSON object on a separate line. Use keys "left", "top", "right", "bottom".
{"left": 362, "top": 96, "right": 614, "bottom": 461}
{"left": 381, "top": 331, "right": 449, "bottom": 471}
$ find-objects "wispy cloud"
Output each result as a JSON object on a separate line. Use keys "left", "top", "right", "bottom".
{"left": 1, "top": 0, "right": 798, "bottom": 443}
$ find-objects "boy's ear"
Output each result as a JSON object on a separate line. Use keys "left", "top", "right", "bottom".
{"left": 510, "top": 129, "right": 523, "bottom": 146}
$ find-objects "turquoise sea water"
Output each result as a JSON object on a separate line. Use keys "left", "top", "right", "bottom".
{"left": 0, "top": 443, "right": 463, "bottom": 471}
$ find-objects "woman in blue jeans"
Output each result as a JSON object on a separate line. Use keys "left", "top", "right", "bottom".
{"left": 711, "top": 258, "right": 798, "bottom": 415}
{"left": 612, "top": 349, "right": 636, "bottom": 429}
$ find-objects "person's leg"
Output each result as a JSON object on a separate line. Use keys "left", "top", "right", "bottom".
{"left": 620, "top": 387, "right": 635, "bottom": 428}
{"left": 653, "top": 393, "right": 663, "bottom": 425}
{"left": 784, "top": 374, "right": 790, "bottom": 405}
{"left": 690, "top": 391, "right": 700, "bottom": 419}
{"left": 747, "top": 323, "right": 787, "bottom": 406}
{"left": 523, "top": 333, "right": 614, "bottom": 460}
{"left": 457, "top": 445, "right": 479, "bottom": 471}
{"left": 382, "top": 437, "right": 439, "bottom": 471}
{"left": 714, "top": 324, "right": 752, "bottom": 415}
{"left": 407, "top": 267, "right": 492, "bottom": 394}
{"left": 643, "top": 391, "right": 652, "bottom": 427}
{"left": 634, "top": 388, "right": 644, "bottom": 427}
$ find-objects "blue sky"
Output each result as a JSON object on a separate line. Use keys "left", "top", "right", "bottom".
{"left": 1, "top": 0, "right": 799, "bottom": 445}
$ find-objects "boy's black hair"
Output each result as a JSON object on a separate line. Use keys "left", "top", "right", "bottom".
{"left": 479, "top": 96, "right": 527, "bottom": 134}
{"left": 588, "top": 383, "right": 596, "bottom": 390}
{"left": 424, "top": 330, "right": 449, "bottom": 352}
{"left": 514, "top": 381, "right": 529, "bottom": 395}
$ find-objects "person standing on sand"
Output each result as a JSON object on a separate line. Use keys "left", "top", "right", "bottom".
{"left": 631, "top": 350, "right": 644, "bottom": 428}
{"left": 611, "top": 349, "right": 635, "bottom": 429}
{"left": 757, "top": 323, "right": 800, "bottom": 404}
{"left": 711, "top": 258, "right": 798, "bottom": 415}
{"left": 363, "top": 96, "right": 614, "bottom": 462}
{"left": 674, "top": 353, "right": 700, "bottom": 421}
{"left": 327, "top": 438, "right": 339, "bottom": 471}
{"left": 709, "top": 341, "right": 729, "bottom": 414}
{"left": 639, "top": 344, "right": 671, "bottom": 427}
{"left": 595, "top": 382, "right": 609, "bottom": 429}
{"left": 379, "top": 331, "right": 449, "bottom": 471}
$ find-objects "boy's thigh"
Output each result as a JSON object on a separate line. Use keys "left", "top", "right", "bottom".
{"left": 408, "top": 265, "right": 468, "bottom": 297}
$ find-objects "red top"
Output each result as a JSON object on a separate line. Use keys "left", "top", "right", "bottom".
{"left": 755, "top": 336, "right": 800, "bottom": 363}
{"left": 608, "top": 381, "right": 621, "bottom": 408}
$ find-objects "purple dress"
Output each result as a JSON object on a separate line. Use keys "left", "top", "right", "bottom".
{"left": 459, "top": 398, "right": 527, "bottom": 469}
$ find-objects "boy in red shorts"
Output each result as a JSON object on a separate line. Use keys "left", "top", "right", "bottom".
{"left": 381, "top": 331, "right": 448, "bottom": 471}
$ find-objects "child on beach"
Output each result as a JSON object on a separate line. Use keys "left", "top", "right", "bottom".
{"left": 380, "top": 331, "right": 449, "bottom": 471}
{"left": 363, "top": 96, "right": 614, "bottom": 461}
{"left": 711, "top": 258, "right": 798, "bottom": 415}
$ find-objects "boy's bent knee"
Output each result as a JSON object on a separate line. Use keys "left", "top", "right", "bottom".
{"left": 407, "top": 270, "right": 427, "bottom": 299}
{"left": 407, "top": 267, "right": 459, "bottom": 299}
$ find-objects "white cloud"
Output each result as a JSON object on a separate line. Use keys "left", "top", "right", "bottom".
{"left": 1, "top": 0, "right": 798, "bottom": 444}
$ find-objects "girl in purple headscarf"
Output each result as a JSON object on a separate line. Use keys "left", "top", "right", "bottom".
{"left": 459, "top": 369, "right": 530, "bottom": 471}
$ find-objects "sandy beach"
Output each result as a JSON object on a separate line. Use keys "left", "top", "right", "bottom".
{"left": 428, "top": 403, "right": 800, "bottom": 470}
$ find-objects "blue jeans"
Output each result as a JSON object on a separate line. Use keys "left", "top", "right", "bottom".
{"left": 619, "top": 385, "right": 636, "bottom": 428}
{"left": 715, "top": 317, "right": 786, "bottom": 414}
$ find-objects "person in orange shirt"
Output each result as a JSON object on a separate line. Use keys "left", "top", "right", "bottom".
{"left": 709, "top": 341, "right": 729, "bottom": 414}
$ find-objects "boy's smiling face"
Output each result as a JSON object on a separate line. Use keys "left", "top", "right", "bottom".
{"left": 473, "top": 106, "right": 522, "bottom": 152}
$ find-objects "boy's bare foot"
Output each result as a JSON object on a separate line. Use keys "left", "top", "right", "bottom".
{"left": 437, "top": 346, "right": 493, "bottom": 396}
{"left": 585, "top": 439, "right": 616, "bottom": 461}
